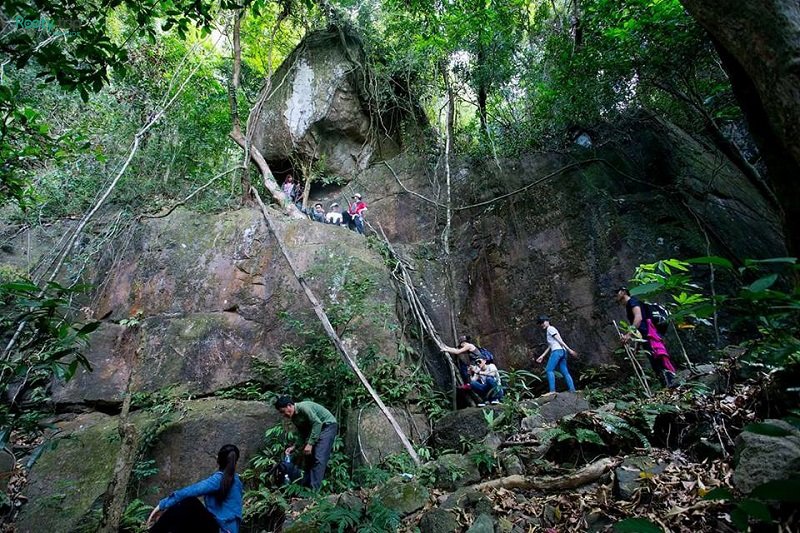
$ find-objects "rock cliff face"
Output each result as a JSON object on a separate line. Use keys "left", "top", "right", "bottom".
{"left": 4, "top": 208, "right": 406, "bottom": 531}
{"left": 0, "top": 31, "right": 788, "bottom": 530}
{"left": 348, "top": 116, "right": 785, "bottom": 377}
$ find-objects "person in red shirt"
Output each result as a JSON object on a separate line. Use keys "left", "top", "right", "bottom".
{"left": 347, "top": 193, "right": 367, "bottom": 234}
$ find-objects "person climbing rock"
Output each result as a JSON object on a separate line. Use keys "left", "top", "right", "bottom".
{"left": 535, "top": 315, "right": 577, "bottom": 393}
{"left": 469, "top": 356, "right": 504, "bottom": 405}
{"left": 442, "top": 335, "right": 484, "bottom": 382}
{"left": 325, "top": 203, "right": 343, "bottom": 225}
{"left": 346, "top": 193, "right": 367, "bottom": 234}
{"left": 146, "top": 444, "right": 242, "bottom": 533}
{"left": 274, "top": 396, "right": 338, "bottom": 490}
{"left": 616, "top": 287, "right": 677, "bottom": 388}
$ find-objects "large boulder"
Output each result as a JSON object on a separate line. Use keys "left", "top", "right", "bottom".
{"left": 17, "top": 412, "right": 121, "bottom": 533}
{"left": 419, "top": 508, "right": 459, "bottom": 533}
{"left": 373, "top": 476, "right": 429, "bottom": 515}
{"left": 140, "top": 398, "right": 279, "bottom": 503}
{"left": 433, "top": 406, "right": 503, "bottom": 449}
{"left": 734, "top": 419, "right": 800, "bottom": 494}
{"left": 17, "top": 399, "right": 278, "bottom": 531}
{"left": 527, "top": 392, "right": 590, "bottom": 423}
{"left": 421, "top": 453, "right": 482, "bottom": 491}
{"left": 251, "top": 31, "right": 397, "bottom": 177}
{"left": 51, "top": 208, "right": 401, "bottom": 405}
{"left": 344, "top": 406, "right": 430, "bottom": 468}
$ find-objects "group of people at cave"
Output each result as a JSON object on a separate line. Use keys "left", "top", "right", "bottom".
{"left": 282, "top": 174, "right": 368, "bottom": 235}
{"left": 145, "top": 293, "right": 678, "bottom": 532}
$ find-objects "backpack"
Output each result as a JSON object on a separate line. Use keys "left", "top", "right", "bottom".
{"left": 645, "top": 302, "right": 670, "bottom": 335}
{"left": 477, "top": 347, "right": 495, "bottom": 364}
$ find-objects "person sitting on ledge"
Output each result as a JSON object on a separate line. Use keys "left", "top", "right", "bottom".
{"left": 326, "top": 203, "right": 343, "bottom": 225}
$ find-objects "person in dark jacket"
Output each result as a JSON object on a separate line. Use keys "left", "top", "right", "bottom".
{"left": 616, "top": 287, "right": 677, "bottom": 387}
{"left": 274, "top": 396, "right": 338, "bottom": 490}
{"left": 147, "top": 444, "right": 242, "bottom": 533}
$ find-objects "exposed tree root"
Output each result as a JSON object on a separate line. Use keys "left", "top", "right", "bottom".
{"left": 470, "top": 457, "right": 618, "bottom": 492}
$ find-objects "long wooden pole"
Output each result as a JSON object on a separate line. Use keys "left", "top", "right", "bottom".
{"left": 613, "top": 321, "right": 652, "bottom": 397}
{"left": 252, "top": 189, "right": 420, "bottom": 465}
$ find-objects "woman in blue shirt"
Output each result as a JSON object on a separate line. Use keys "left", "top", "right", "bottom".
{"left": 147, "top": 444, "right": 243, "bottom": 533}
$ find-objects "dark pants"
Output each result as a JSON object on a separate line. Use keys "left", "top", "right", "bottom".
{"left": 638, "top": 341, "right": 676, "bottom": 387}
{"left": 303, "top": 423, "right": 338, "bottom": 490}
{"left": 149, "top": 497, "right": 219, "bottom": 533}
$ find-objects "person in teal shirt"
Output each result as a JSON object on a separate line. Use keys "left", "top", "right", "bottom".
{"left": 275, "top": 396, "right": 338, "bottom": 490}
{"left": 147, "top": 444, "right": 242, "bottom": 533}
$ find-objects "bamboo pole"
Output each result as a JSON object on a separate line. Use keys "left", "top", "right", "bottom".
{"left": 613, "top": 321, "right": 652, "bottom": 397}
{"left": 252, "top": 189, "right": 420, "bottom": 465}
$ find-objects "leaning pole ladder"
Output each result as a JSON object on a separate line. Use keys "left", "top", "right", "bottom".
{"left": 613, "top": 321, "right": 652, "bottom": 398}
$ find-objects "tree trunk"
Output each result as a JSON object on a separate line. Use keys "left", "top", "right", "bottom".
{"left": 476, "top": 46, "right": 488, "bottom": 136}
{"left": 228, "top": 10, "right": 251, "bottom": 205}
{"left": 679, "top": 0, "right": 800, "bottom": 254}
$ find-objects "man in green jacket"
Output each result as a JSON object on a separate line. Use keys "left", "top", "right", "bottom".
{"left": 274, "top": 396, "right": 338, "bottom": 490}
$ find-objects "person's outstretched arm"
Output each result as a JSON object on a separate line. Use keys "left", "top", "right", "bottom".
{"left": 536, "top": 346, "right": 551, "bottom": 363}
{"left": 442, "top": 343, "right": 475, "bottom": 355}
{"left": 147, "top": 472, "right": 222, "bottom": 527}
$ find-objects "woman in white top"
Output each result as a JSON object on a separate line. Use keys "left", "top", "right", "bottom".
{"left": 535, "top": 315, "right": 577, "bottom": 393}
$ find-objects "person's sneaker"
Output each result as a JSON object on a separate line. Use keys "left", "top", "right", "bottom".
{"left": 490, "top": 400, "right": 501, "bottom": 404}
{"left": 477, "top": 402, "right": 486, "bottom": 407}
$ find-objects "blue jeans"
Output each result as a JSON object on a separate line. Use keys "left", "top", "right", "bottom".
{"left": 470, "top": 376, "right": 503, "bottom": 401}
{"left": 545, "top": 349, "right": 575, "bottom": 392}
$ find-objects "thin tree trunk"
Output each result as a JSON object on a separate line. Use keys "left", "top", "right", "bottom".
{"left": 440, "top": 60, "right": 461, "bottom": 407}
{"left": 251, "top": 190, "right": 420, "bottom": 465}
{"left": 228, "top": 9, "right": 300, "bottom": 217}
{"left": 98, "top": 361, "right": 138, "bottom": 533}
{"left": 679, "top": 0, "right": 800, "bottom": 255}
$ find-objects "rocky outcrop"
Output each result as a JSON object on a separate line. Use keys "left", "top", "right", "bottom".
{"left": 50, "top": 207, "right": 401, "bottom": 405}
{"left": 16, "top": 398, "right": 277, "bottom": 532}
{"left": 733, "top": 419, "right": 800, "bottom": 494}
{"left": 251, "top": 31, "right": 398, "bottom": 177}
{"left": 353, "top": 115, "right": 785, "bottom": 379}
{"left": 345, "top": 406, "right": 431, "bottom": 468}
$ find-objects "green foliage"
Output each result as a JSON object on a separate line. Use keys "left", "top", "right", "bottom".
{"left": 627, "top": 256, "right": 800, "bottom": 379}
{"left": 499, "top": 368, "right": 542, "bottom": 402}
{"left": 614, "top": 517, "right": 663, "bottom": 533}
{"left": 0, "top": 279, "right": 97, "bottom": 447}
{"left": 703, "top": 477, "right": 800, "bottom": 530}
{"left": 120, "top": 498, "right": 153, "bottom": 533}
